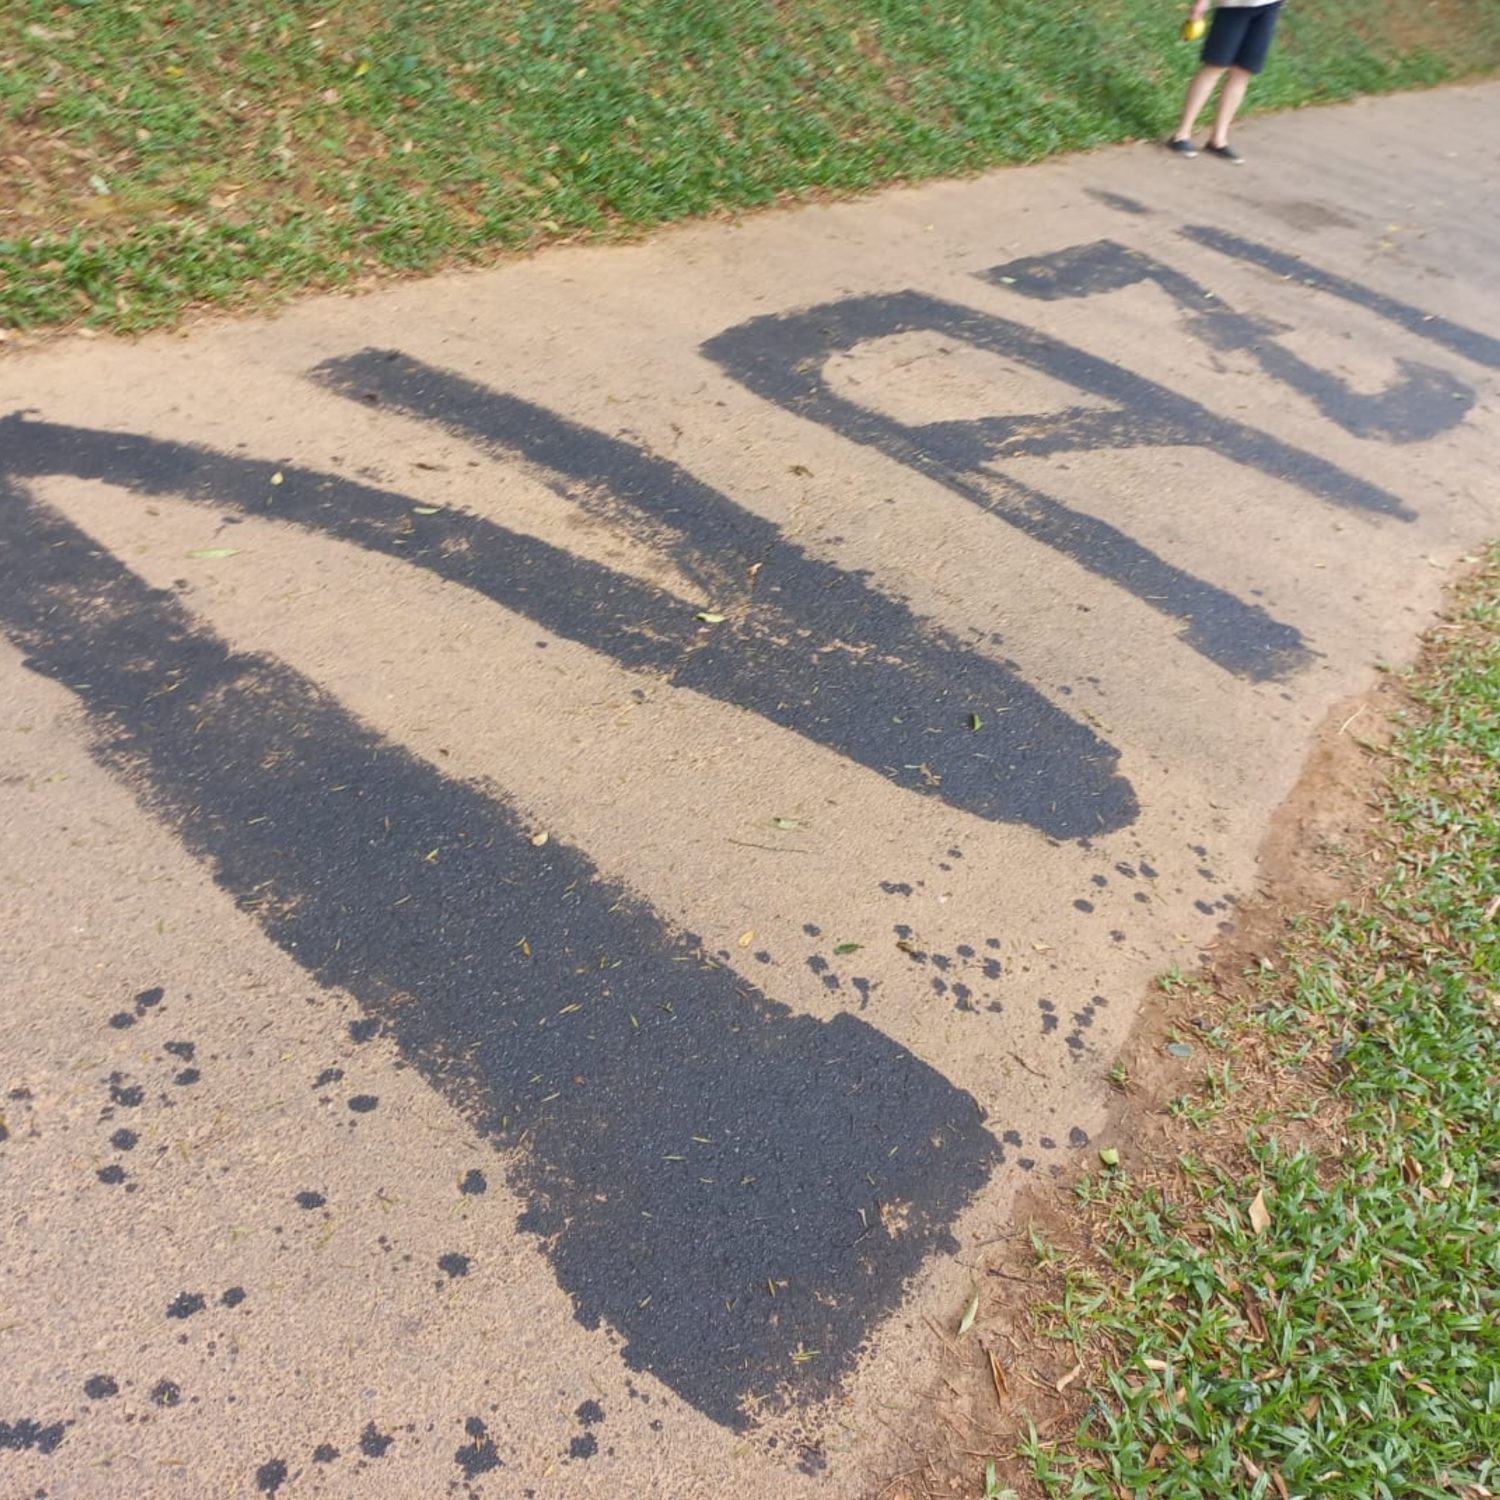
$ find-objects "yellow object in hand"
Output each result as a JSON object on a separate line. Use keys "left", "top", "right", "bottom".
{"left": 1182, "top": 16, "right": 1207, "bottom": 41}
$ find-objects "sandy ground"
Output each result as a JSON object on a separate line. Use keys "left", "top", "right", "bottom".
{"left": 1, "top": 81, "right": 1497, "bottom": 1499}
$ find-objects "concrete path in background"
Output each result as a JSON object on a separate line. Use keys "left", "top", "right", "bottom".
{"left": 1, "top": 81, "right": 1497, "bottom": 1499}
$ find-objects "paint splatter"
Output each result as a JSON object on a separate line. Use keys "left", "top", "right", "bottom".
{"left": 459, "top": 1168, "right": 487, "bottom": 1196}
{"left": 0, "top": 1417, "right": 68, "bottom": 1454}
{"left": 166, "top": 1292, "right": 206, "bottom": 1319}
{"left": 456, "top": 1417, "right": 502, "bottom": 1478}
{"left": 437, "top": 1252, "right": 471, "bottom": 1279}
{"left": 82, "top": 1375, "right": 118, "bottom": 1400}
{"left": 108, "top": 1077, "right": 144, "bottom": 1108}
{"left": 359, "top": 1421, "right": 394, "bottom": 1458}
{"left": 255, "top": 1458, "right": 288, "bottom": 1494}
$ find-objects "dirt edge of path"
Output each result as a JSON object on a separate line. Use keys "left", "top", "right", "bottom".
{"left": 875, "top": 593, "right": 1459, "bottom": 1500}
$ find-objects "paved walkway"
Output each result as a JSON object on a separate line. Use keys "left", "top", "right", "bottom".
{"left": 1, "top": 82, "right": 1497, "bottom": 1498}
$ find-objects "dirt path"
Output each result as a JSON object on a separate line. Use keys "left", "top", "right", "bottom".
{"left": 1, "top": 82, "right": 1497, "bottom": 1499}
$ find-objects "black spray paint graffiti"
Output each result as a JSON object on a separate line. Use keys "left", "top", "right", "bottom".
{"left": 1181, "top": 226, "right": 1500, "bottom": 374}
{"left": 316, "top": 352, "right": 1138, "bottom": 837}
{"left": 980, "top": 240, "right": 1475, "bottom": 443}
{"left": 702, "top": 274, "right": 1436, "bottom": 682}
{"left": 3, "top": 231, "right": 1487, "bottom": 1438}
{"left": 0, "top": 475, "right": 1002, "bottom": 1431}
{"left": 0, "top": 395, "right": 1135, "bottom": 839}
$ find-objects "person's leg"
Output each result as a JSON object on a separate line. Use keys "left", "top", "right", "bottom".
{"left": 1173, "top": 65, "right": 1226, "bottom": 142}
{"left": 1207, "top": 66, "right": 1252, "bottom": 147}
{"left": 1207, "top": 3, "right": 1280, "bottom": 151}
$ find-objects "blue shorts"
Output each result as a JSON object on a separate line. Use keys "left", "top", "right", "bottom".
{"left": 1203, "top": 2, "right": 1282, "bottom": 73}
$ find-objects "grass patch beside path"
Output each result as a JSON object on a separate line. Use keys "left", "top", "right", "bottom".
{"left": 4, "top": 0, "right": 1500, "bottom": 333}
{"left": 993, "top": 554, "right": 1500, "bottom": 1500}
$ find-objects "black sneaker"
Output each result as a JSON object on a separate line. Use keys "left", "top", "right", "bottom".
{"left": 1204, "top": 141, "right": 1244, "bottom": 164}
{"left": 1166, "top": 137, "right": 1198, "bottom": 158}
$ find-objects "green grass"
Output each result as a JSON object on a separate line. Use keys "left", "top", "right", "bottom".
{"left": 1020, "top": 552, "right": 1500, "bottom": 1499}
{"left": 4, "top": 0, "right": 1500, "bottom": 332}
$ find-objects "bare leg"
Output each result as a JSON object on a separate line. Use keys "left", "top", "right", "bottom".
{"left": 1174, "top": 65, "right": 1225, "bottom": 142}
{"left": 1208, "top": 67, "right": 1252, "bottom": 146}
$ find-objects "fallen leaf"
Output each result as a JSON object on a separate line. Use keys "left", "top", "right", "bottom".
{"left": 957, "top": 1292, "right": 979, "bottom": 1337}
{"left": 1165, "top": 1041, "right": 1194, "bottom": 1059}
{"left": 413, "top": 506, "right": 440, "bottom": 515}
{"left": 789, "top": 463, "right": 813, "bottom": 477}
{"left": 1055, "top": 1361, "right": 1084, "bottom": 1393}
{"left": 833, "top": 942, "right": 861, "bottom": 955}
{"left": 771, "top": 817, "right": 803, "bottom": 831}
{"left": 696, "top": 611, "right": 726, "bottom": 624}
{"left": 737, "top": 930, "right": 755, "bottom": 948}
{"left": 1098, "top": 1148, "right": 1120, "bottom": 1169}
{"left": 1242, "top": 1293, "right": 1268, "bottom": 1342}
{"left": 530, "top": 831, "right": 549, "bottom": 848}
{"left": 187, "top": 547, "right": 240, "bottom": 559}
{"left": 969, "top": 712, "right": 982, "bottom": 731}
{"left": 1249, "top": 1188, "right": 1272, "bottom": 1235}
{"left": 270, "top": 471, "right": 284, "bottom": 486}
{"left": 987, "top": 1348, "right": 1009, "bottom": 1405}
